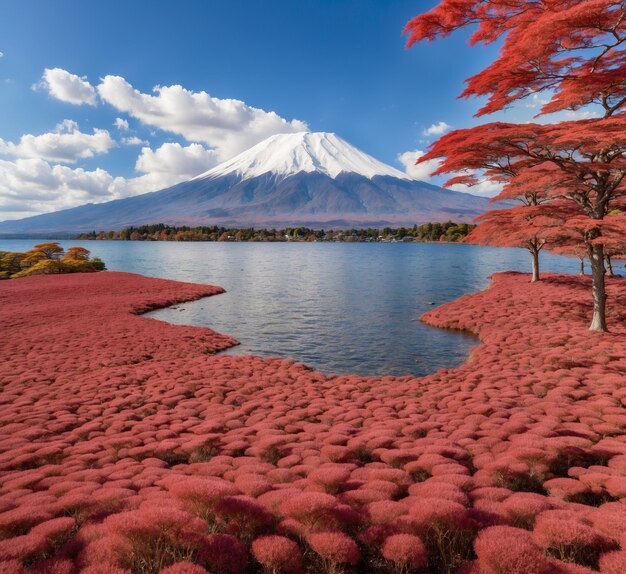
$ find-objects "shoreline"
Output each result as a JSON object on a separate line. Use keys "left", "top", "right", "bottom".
{"left": 0, "top": 271, "right": 624, "bottom": 572}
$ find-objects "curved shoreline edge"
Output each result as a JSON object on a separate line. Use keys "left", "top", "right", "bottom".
{"left": 0, "top": 270, "right": 624, "bottom": 572}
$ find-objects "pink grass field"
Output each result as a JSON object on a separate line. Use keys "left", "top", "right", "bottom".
{"left": 0, "top": 271, "right": 625, "bottom": 574}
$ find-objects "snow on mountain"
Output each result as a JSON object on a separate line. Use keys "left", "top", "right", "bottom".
{"left": 195, "top": 132, "right": 412, "bottom": 182}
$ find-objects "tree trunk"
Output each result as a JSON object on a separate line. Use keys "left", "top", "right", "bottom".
{"left": 529, "top": 245, "right": 540, "bottom": 283}
{"left": 605, "top": 255, "right": 614, "bottom": 277}
{"left": 588, "top": 243, "right": 608, "bottom": 332}
{"left": 579, "top": 257, "right": 585, "bottom": 275}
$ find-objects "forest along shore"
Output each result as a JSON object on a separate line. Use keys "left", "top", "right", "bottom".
{"left": 0, "top": 271, "right": 624, "bottom": 573}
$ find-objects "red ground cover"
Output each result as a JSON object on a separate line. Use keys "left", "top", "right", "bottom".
{"left": 0, "top": 271, "right": 624, "bottom": 573}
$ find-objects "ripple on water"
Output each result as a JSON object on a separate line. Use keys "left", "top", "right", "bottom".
{"left": 0, "top": 240, "right": 581, "bottom": 376}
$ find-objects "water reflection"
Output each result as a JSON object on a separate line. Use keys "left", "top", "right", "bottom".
{"left": 0, "top": 240, "right": 581, "bottom": 376}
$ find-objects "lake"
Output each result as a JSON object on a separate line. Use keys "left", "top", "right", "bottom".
{"left": 0, "top": 240, "right": 582, "bottom": 377}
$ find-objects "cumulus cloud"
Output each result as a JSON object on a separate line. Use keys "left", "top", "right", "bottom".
{"left": 422, "top": 121, "right": 451, "bottom": 137}
{"left": 123, "top": 142, "right": 220, "bottom": 193}
{"left": 114, "top": 117, "right": 129, "bottom": 130}
{"left": 397, "top": 150, "right": 441, "bottom": 181}
{"left": 0, "top": 158, "right": 126, "bottom": 220}
{"left": 96, "top": 75, "right": 308, "bottom": 158}
{"left": 36, "top": 68, "right": 97, "bottom": 106}
{"left": 122, "top": 136, "right": 148, "bottom": 146}
{"left": 135, "top": 142, "right": 218, "bottom": 178}
{"left": 0, "top": 140, "right": 223, "bottom": 220}
{"left": 0, "top": 52, "right": 4, "bottom": 59}
{"left": 0, "top": 120, "right": 115, "bottom": 163}
{"left": 449, "top": 179, "right": 503, "bottom": 197}
{"left": 398, "top": 149, "right": 502, "bottom": 197}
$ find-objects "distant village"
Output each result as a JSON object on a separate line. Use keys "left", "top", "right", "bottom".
{"left": 76, "top": 221, "right": 476, "bottom": 243}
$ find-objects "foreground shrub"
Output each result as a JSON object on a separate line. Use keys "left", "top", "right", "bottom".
{"left": 409, "top": 498, "right": 474, "bottom": 572}
{"left": 199, "top": 533, "right": 248, "bottom": 574}
{"left": 280, "top": 492, "right": 338, "bottom": 531}
{"left": 214, "top": 495, "right": 274, "bottom": 541}
{"left": 169, "top": 477, "right": 239, "bottom": 528}
{"left": 599, "top": 551, "right": 626, "bottom": 574}
{"left": 251, "top": 535, "right": 302, "bottom": 573}
{"left": 308, "top": 531, "right": 360, "bottom": 573}
{"left": 103, "top": 508, "right": 207, "bottom": 573}
{"left": 532, "top": 512, "right": 616, "bottom": 568}
{"left": 0, "top": 561, "right": 24, "bottom": 574}
{"left": 501, "top": 493, "right": 553, "bottom": 529}
{"left": 381, "top": 534, "right": 427, "bottom": 574}
{"left": 474, "top": 526, "right": 557, "bottom": 574}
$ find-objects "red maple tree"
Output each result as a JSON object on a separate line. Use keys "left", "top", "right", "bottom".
{"left": 465, "top": 203, "right": 563, "bottom": 282}
{"left": 405, "top": 0, "right": 626, "bottom": 331}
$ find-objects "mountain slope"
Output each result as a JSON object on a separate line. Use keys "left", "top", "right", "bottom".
{"left": 197, "top": 132, "right": 411, "bottom": 181}
{"left": 0, "top": 132, "right": 494, "bottom": 234}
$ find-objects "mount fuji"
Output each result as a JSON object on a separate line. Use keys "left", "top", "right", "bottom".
{"left": 0, "top": 132, "right": 494, "bottom": 234}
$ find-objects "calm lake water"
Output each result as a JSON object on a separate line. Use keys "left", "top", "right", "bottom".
{"left": 1, "top": 240, "right": 582, "bottom": 377}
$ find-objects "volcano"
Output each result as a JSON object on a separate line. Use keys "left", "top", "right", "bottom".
{"left": 0, "top": 132, "right": 494, "bottom": 234}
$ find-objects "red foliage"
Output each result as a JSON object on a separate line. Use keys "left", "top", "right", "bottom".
{"left": 532, "top": 511, "right": 617, "bottom": 568}
{"left": 169, "top": 477, "right": 239, "bottom": 523}
{"left": 474, "top": 526, "right": 558, "bottom": 574}
{"left": 279, "top": 492, "right": 338, "bottom": 530}
{"left": 307, "top": 531, "right": 360, "bottom": 566}
{"left": 0, "top": 561, "right": 24, "bottom": 574}
{"left": 214, "top": 495, "right": 274, "bottom": 541}
{"left": 404, "top": 1, "right": 626, "bottom": 117}
{"left": 599, "top": 551, "right": 626, "bottom": 574}
{"left": 251, "top": 535, "right": 302, "bottom": 573}
{"left": 500, "top": 493, "right": 553, "bottom": 529}
{"left": 381, "top": 534, "right": 427, "bottom": 570}
{"left": 405, "top": 0, "right": 626, "bottom": 331}
{"left": 199, "top": 534, "right": 248, "bottom": 574}
{"left": 103, "top": 508, "right": 207, "bottom": 572}
{"left": 0, "top": 272, "right": 624, "bottom": 572}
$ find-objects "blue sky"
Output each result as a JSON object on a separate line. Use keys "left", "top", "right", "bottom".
{"left": 0, "top": 0, "right": 533, "bottom": 220}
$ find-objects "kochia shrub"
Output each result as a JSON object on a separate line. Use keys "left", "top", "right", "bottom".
{"left": 103, "top": 508, "right": 207, "bottom": 573}
{"left": 308, "top": 531, "right": 360, "bottom": 572}
{"left": 381, "top": 534, "right": 427, "bottom": 574}
{"left": 251, "top": 535, "right": 303, "bottom": 573}
{"left": 474, "top": 526, "right": 558, "bottom": 574}
{"left": 532, "top": 511, "right": 617, "bottom": 568}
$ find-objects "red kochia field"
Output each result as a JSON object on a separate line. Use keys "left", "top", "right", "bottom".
{"left": 0, "top": 271, "right": 625, "bottom": 574}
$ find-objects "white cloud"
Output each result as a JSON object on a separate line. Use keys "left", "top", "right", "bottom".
{"left": 0, "top": 120, "right": 115, "bottom": 164}
{"left": 397, "top": 149, "right": 441, "bottom": 181}
{"left": 397, "top": 149, "right": 502, "bottom": 197}
{"left": 96, "top": 75, "right": 308, "bottom": 159}
{"left": 135, "top": 142, "right": 218, "bottom": 178}
{"left": 0, "top": 158, "right": 126, "bottom": 220}
{"left": 122, "top": 136, "right": 148, "bottom": 146}
{"left": 0, "top": 140, "right": 224, "bottom": 220}
{"left": 422, "top": 121, "right": 450, "bottom": 137}
{"left": 565, "top": 109, "right": 599, "bottom": 121}
{"left": 0, "top": 52, "right": 4, "bottom": 59}
{"left": 36, "top": 68, "right": 97, "bottom": 106}
{"left": 114, "top": 117, "right": 129, "bottom": 130}
{"left": 124, "top": 142, "right": 219, "bottom": 193}
{"left": 449, "top": 179, "right": 503, "bottom": 197}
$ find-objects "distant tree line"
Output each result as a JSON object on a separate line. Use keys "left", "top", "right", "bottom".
{"left": 0, "top": 243, "right": 105, "bottom": 280}
{"left": 76, "top": 221, "right": 476, "bottom": 243}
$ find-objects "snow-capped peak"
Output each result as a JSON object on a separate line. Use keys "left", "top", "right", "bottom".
{"left": 194, "top": 132, "right": 413, "bottom": 181}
